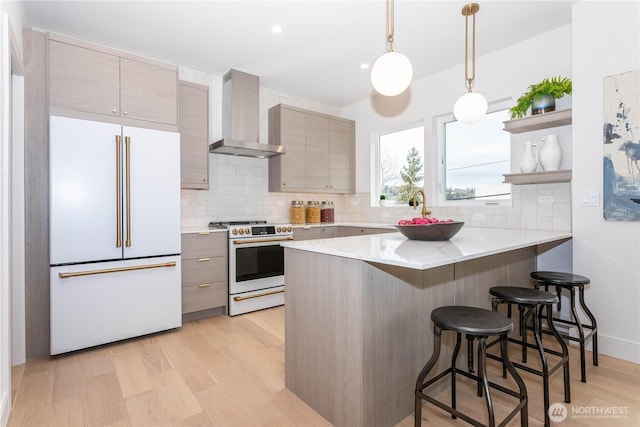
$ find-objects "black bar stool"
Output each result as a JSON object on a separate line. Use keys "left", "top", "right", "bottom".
{"left": 415, "top": 306, "right": 528, "bottom": 427}
{"left": 531, "top": 271, "right": 598, "bottom": 383}
{"left": 488, "top": 286, "right": 570, "bottom": 427}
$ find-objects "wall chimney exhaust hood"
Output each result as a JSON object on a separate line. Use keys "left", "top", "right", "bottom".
{"left": 209, "top": 69, "right": 285, "bottom": 158}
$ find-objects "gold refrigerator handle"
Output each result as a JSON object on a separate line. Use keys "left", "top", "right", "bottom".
{"left": 58, "top": 261, "right": 177, "bottom": 279}
{"left": 233, "top": 289, "right": 285, "bottom": 302}
{"left": 115, "top": 135, "right": 122, "bottom": 248}
{"left": 125, "top": 136, "right": 131, "bottom": 247}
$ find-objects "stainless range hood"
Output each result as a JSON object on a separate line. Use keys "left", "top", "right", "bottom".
{"left": 209, "top": 69, "right": 285, "bottom": 158}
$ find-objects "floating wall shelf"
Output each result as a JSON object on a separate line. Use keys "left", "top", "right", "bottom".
{"left": 503, "top": 169, "right": 572, "bottom": 185}
{"left": 503, "top": 109, "right": 572, "bottom": 134}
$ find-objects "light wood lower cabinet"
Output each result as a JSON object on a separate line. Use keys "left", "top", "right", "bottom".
{"left": 293, "top": 226, "right": 395, "bottom": 241}
{"left": 181, "top": 232, "right": 227, "bottom": 315}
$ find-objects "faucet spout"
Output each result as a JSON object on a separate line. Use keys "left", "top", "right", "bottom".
{"left": 411, "top": 189, "right": 432, "bottom": 218}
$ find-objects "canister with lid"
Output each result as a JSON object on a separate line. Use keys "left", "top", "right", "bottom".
{"left": 290, "top": 200, "right": 305, "bottom": 224}
{"left": 305, "top": 201, "right": 321, "bottom": 223}
{"left": 320, "top": 201, "right": 335, "bottom": 223}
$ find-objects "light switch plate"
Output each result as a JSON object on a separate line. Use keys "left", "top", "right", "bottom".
{"left": 581, "top": 191, "right": 600, "bottom": 206}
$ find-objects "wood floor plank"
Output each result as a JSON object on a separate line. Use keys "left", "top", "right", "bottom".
{"left": 8, "top": 306, "right": 640, "bottom": 427}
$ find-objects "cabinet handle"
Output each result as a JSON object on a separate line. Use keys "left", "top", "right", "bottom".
{"left": 197, "top": 257, "right": 211, "bottom": 262}
{"left": 112, "top": 108, "right": 117, "bottom": 114}
{"left": 124, "top": 111, "right": 128, "bottom": 115}
{"left": 58, "top": 261, "right": 176, "bottom": 279}
{"left": 198, "top": 283, "right": 211, "bottom": 288}
{"left": 197, "top": 231, "right": 210, "bottom": 235}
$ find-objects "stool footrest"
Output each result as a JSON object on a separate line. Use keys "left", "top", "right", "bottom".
{"left": 416, "top": 366, "right": 527, "bottom": 427}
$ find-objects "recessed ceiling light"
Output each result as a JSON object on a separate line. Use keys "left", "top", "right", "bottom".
{"left": 360, "top": 63, "right": 370, "bottom": 70}
{"left": 271, "top": 25, "right": 283, "bottom": 34}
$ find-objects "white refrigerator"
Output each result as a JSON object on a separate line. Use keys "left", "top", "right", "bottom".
{"left": 49, "top": 115, "right": 182, "bottom": 355}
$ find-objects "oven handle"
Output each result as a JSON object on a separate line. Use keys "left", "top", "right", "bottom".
{"left": 233, "top": 289, "right": 285, "bottom": 302}
{"left": 232, "top": 237, "right": 293, "bottom": 245}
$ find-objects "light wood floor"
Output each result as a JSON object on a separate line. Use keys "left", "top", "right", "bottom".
{"left": 9, "top": 306, "right": 640, "bottom": 427}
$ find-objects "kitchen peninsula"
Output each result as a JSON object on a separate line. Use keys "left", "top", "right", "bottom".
{"left": 281, "top": 227, "right": 571, "bottom": 427}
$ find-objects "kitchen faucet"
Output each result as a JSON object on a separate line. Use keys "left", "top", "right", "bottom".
{"left": 411, "top": 189, "right": 432, "bottom": 218}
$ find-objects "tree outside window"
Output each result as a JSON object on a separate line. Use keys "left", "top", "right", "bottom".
{"left": 378, "top": 126, "right": 424, "bottom": 205}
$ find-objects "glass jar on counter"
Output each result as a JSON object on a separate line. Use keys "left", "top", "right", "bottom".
{"left": 305, "top": 201, "right": 321, "bottom": 224}
{"left": 320, "top": 201, "right": 335, "bottom": 223}
{"left": 290, "top": 200, "right": 305, "bottom": 224}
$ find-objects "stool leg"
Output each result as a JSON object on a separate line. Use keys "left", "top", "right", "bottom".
{"left": 452, "top": 333, "right": 462, "bottom": 417}
{"left": 415, "top": 325, "right": 442, "bottom": 427}
{"left": 578, "top": 284, "right": 599, "bottom": 367}
{"left": 477, "top": 337, "right": 496, "bottom": 427}
{"left": 467, "top": 335, "right": 474, "bottom": 373}
{"left": 501, "top": 334, "right": 528, "bottom": 427}
{"left": 569, "top": 287, "right": 588, "bottom": 383}
{"left": 520, "top": 304, "right": 528, "bottom": 363}
{"left": 546, "top": 303, "right": 571, "bottom": 405}
{"left": 491, "top": 298, "right": 507, "bottom": 378}
{"left": 532, "top": 304, "right": 552, "bottom": 427}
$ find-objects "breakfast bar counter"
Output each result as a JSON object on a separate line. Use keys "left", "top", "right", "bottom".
{"left": 281, "top": 227, "right": 571, "bottom": 427}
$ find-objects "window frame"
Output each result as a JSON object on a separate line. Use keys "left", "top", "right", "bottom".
{"left": 371, "top": 121, "right": 425, "bottom": 208}
{"left": 435, "top": 99, "right": 513, "bottom": 207}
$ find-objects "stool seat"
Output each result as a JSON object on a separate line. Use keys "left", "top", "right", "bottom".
{"left": 432, "top": 305, "right": 513, "bottom": 336}
{"left": 530, "top": 271, "right": 590, "bottom": 287}
{"left": 489, "top": 286, "right": 558, "bottom": 305}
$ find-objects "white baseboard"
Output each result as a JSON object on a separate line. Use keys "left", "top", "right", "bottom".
{"left": 1, "top": 390, "right": 9, "bottom": 427}
{"left": 597, "top": 334, "right": 640, "bottom": 364}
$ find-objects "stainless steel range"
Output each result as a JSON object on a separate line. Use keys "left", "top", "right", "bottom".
{"left": 209, "top": 221, "right": 293, "bottom": 316}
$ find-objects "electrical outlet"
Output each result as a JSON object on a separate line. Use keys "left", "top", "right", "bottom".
{"left": 538, "top": 195, "right": 554, "bottom": 204}
{"left": 472, "top": 213, "right": 485, "bottom": 221}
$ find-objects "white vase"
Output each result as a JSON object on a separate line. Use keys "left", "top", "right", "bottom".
{"left": 519, "top": 140, "right": 539, "bottom": 173}
{"left": 539, "top": 134, "right": 562, "bottom": 171}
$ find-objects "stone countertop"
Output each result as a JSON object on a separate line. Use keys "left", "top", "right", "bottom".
{"left": 181, "top": 226, "right": 227, "bottom": 234}
{"left": 281, "top": 227, "right": 571, "bottom": 270}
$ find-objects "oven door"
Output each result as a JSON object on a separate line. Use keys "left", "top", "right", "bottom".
{"left": 228, "top": 236, "right": 291, "bottom": 294}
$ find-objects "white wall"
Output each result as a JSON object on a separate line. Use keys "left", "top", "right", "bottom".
{"left": 572, "top": 1, "right": 640, "bottom": 363}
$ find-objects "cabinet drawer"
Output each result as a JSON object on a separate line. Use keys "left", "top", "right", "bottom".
{"left": 181, "top": 257, "right": 226, "bottom": 288}
{"left": 181, "top": 232, "right": 226, "bottom": 259}
{"left": 182, "top": 281, "right": 227, "bottom": 314}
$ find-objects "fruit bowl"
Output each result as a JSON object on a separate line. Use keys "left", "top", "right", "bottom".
{"left": 395, "top": 221, "right": 465, "bottom": 241}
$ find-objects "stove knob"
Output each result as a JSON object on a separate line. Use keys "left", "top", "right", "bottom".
{"left": 287, "top": 226, "right": 292, "bottom": 232}
{"left": 276, "top": 226, "right": 281, "bottom": 233}
{"left": 232, "top": 229, "right": 238, "bottom": 235}
{"left": 245, "top": 228, "right": 251, "bottom": 235}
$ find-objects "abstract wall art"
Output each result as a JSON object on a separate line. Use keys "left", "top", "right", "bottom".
{"left": 603, "top": 69, "right": 640, "bottom": 221}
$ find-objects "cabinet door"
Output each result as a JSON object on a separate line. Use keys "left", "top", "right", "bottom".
{"left": 49, "top": 41, "right": 120, "bottom": 117}
{"left": 329, "top": 118, "right": 355, "bottom": 192}
{"left": 123, "top": 126, "right": 181, "bottom": 258}
{"left": 305, "top": 114, "right": 330, "bottom": 190}
{"left": 279, "top": 107, "right": 307, "bottom": 189}
{"left": 49, "top": 116, "right": 123, "bottom": 265}
{"left": 120, "top": 58, "right": 178, "bottom": 125}
{"left": 179, "top": 81, "right": 209, "bottom": 189}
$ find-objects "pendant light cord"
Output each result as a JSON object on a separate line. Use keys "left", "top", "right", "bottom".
{"left": 386, "top": 0, "right": 395, "bottom": 52}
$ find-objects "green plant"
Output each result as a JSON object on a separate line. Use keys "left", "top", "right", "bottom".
{"left": 379, "top": 194, "right": 386, "bottom": 200}
{"left": 509, "top": 76, "right": 572, "bottom": 119}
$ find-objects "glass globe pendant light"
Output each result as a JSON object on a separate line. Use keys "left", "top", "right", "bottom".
{"left": 453, "top": 3, "right": 487, "bottom": 124}
{"left": 371, "top": 0, "right": 413, "bottom": 96}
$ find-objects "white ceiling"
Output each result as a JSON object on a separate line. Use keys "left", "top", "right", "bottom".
{"left": 21, "top": 0, "right": 574, "bottom": 107}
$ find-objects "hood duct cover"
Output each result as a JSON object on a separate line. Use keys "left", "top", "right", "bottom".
{"left": 209, "top": 69, "right": 285, "bottom": 158}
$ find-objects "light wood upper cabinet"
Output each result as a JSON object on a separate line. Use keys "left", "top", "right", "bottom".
{"left": 329, "top": 118, "right": 355, "bottom": 192}
{"left": 268, "top": 104, "right": 355, "bottom": 193}
{"left": 179, "top": 81, "right": 209, "bottom": 190}
{"left": 49, "top": 40, "right": 120, "bottom": 118}
{"left": 305, "top": 114, "right": 330, "bottom": 190}
{"left": 49, "top": 36, "right": 178, "bottom": 126}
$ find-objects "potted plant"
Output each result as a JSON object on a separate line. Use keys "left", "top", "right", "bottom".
{"left": 509, "top": 76, "right": 572, "bottom": 119}
{"left": 379, "top": 194, "right": 387, "bottom": 207}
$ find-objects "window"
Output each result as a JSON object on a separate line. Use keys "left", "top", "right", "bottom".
{"left": 375, "top": 124, "right": 424, "bottom": 206}
{"left": 437, "top": 101, "right": 511, "bottom": 205}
